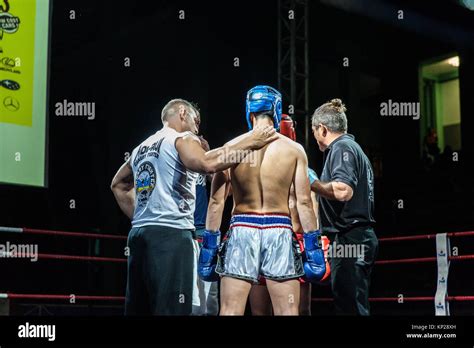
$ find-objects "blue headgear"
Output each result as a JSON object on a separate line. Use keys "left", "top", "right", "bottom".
{"left": 246, "top": 85, "right": 282, "bottom": 130}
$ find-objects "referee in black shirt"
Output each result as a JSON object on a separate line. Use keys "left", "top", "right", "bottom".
{"left": 310, "top": 99, "right": 378, "bottom": 315}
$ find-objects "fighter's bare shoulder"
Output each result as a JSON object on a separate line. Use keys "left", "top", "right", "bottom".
{"left": 224, "top": 132, "right": 306, "bottom": 158}
{"left": 275, "top": 133, "right": 306, "bottom": 155}
{"left": 292, "top": 140, "right": 307, "bottom": 157}
{"left": 224, "top": 132, "right": 249, "bottom": 146}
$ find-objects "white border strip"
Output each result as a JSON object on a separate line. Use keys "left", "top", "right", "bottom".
{"left": 0, "top": 227, "right": 24, "bottom": 233}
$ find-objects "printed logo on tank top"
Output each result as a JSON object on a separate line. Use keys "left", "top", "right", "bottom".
{"left": 133, "top": 138, "right": 164, "bottom": 167}
{"left": 136, "top": 161, "right": 157, "bottom": 208}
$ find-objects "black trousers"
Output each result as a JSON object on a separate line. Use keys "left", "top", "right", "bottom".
{"left": 327, "top": 227, "right": 378, "bottom": 315}
{"left": 125, "top": 225, "right": 194, "bottom": 315}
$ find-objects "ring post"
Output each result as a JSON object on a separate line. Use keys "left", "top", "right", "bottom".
{"left": 434, "top": 233, "right": 450, "bottom": 315}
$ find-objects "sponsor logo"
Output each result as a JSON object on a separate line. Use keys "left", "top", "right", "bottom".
{"left": 3, "top": 95, "right": 19, "bottom": 111}
{"left": 136, "top": 161, "right": 157, "bottom": 207}
{"left": 0, "top": 1, "right": 20, "bottom": 37}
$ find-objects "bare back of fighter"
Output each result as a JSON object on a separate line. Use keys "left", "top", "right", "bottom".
{"left": 229, "top": 134, "right": 299, "bottom": 215}
{"left": 219, "top": 133, "right": 313, "bottom": 315}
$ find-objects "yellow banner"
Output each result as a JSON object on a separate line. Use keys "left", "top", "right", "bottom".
{"left": 0, "top": 0, "right": 36, "bottom": 126}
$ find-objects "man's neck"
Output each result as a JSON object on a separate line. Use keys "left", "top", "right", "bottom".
{"left": 253, "top": 119, "right": 274, "bottom": 129}
{"left": 163, "top": 121, "right": 183, "bottom": 133}
{"left": 325, "top": 132, "right": 345, "bottom": 148}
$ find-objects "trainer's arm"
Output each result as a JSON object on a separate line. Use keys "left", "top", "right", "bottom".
{"left": 205, "top": 170, "right": 231, "bottom": 231}
{"left": 176, "top": 126, "right": 278, "bottom": 174}
{"left": 294, "top": 148, "right": 318, "bottom": 233}
{"left": 110, "top": 159, "right": 135, "bottom": 220}
{"left": 311, "top": 181, "right": 353, "bottom": 202}
{"left": 310, "top": 145, "right": 355, "bottom": 202}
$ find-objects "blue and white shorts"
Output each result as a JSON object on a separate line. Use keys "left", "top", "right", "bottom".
{"left": 216, "top": 213, "right": 304, "bottom": 283}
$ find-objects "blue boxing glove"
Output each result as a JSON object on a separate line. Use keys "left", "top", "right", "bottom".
{"left": 302, "top": 230, "right": 326, "bottom": 283}
{"left": 307, "top": 168, "right": 319, "bottom": 185}
{"left": 198, "top": 230, "right": 220, "bottom": 282}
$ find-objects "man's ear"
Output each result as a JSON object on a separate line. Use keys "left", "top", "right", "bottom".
{"left": 322, "top": 125, "right": 328, "bottom": 137}
{"left": 178, "top": 105, "right": 187, "bottom": 121}
{"left": 250, "top": 113, "right": 255, "bottom": 128}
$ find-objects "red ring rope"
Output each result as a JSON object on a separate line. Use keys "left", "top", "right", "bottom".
{"left": 1, "top": 227, "right": 472, "bottom": 315}
{"left": 376, "top": 255, "right": 474, "bottom": 265}
{"left": 1, "top": 227, "right": 474, "bottom": 242}
{"left": 3, "top": 252, "right": 470, "bottom": 265}
{"left": 2, "top": 251, "right": 473, "bottom": 265}
{"left": 4, "top": 293, "right": 473, "bottom": 303}
{"left": 23, "top": 227, "right": 127, "bottom": 240}
{"left": 36, "top": 253, "right": 126, "bottom": 263}
{"left": 379, "top": 231, "right": 474, "bottom": 242}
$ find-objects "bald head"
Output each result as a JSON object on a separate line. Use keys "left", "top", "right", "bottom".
{"left": 161, "top": 99, "right": 195, "bottom": 123}
{"left": 161, "top": 98, "right": 199, "bottom": 134}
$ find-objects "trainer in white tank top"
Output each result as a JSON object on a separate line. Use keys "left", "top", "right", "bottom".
{"left": 130, "top": 126, "right": 199, "bottom": 230}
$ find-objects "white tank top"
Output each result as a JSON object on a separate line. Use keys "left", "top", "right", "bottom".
{"left": 130, "top": 126, "right": 199, "bottom": 230}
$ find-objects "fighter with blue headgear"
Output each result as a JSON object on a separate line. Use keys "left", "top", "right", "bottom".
{"left": 246, "top": 85, "right": 282, "bottom": 130}
{"left": 198, "top": 83, "right": 325, "bottom": 316}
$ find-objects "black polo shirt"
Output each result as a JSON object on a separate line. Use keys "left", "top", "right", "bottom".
{"left": 318, "top": 134, "right": 375, "bottom": 233}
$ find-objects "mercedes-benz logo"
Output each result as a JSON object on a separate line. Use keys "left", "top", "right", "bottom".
{"left": 3, "top": 96, "right": 20, "bottom": 111}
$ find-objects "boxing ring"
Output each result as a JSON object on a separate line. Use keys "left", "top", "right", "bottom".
{"left": 313, "top": 231, "right": 474, "bottom": 315}
{"left": 0, "top": 227, "right": 127, "bottom": 315}
{"left": 0, "top": 226, "right": 473, "bottom": 315}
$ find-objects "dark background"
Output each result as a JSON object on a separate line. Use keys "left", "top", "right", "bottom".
{"left": 0, "top": 0, "right": 473, "bottom": 315}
